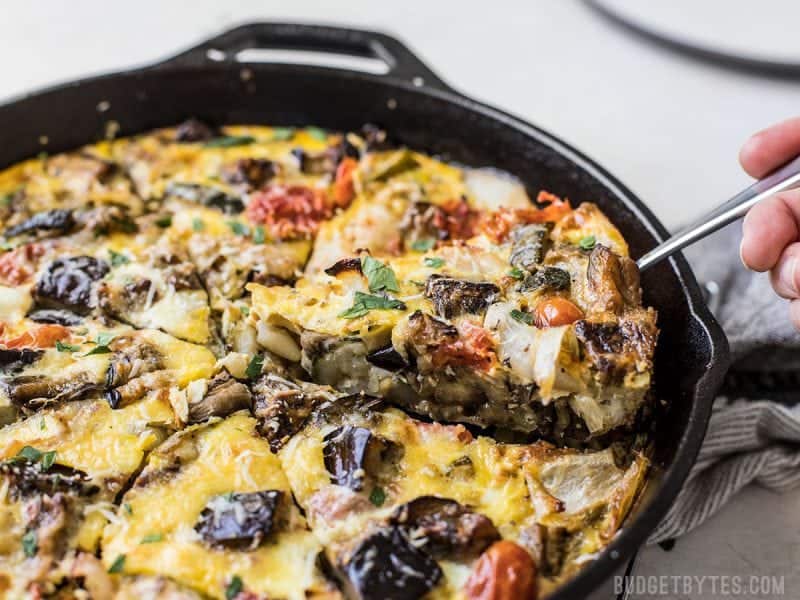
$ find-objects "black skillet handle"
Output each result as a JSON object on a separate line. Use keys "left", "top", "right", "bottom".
{"left": 153, "top": 22, "right": 454, "bottom": 94}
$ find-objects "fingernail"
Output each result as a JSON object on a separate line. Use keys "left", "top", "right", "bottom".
{"left": 778, "top": 257, "right": 799, "bottom": 295}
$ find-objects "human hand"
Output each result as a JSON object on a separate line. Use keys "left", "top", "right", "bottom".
{"left": 739, "top": 117, "right": 800, "bottom": 328}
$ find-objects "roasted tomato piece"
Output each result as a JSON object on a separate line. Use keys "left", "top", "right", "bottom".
{"left": 433, "top": 197, "right": 480, "bottom": 240}
{"left": 2, "top": 324, "right": 70, "bottom": 349}
{"left": 390, "top": 496, "right": 500, "bottom": 560}
{"left": 338, "top": 527, "right": 443, "bottom": 600}
{"left": 194, "top": 490, "right": 287, "bottom": 549}
{"left": 34, "top": 256, "right": 109, "bottom": 315}
{"left": 333, "top": 157, "right": 358, "bottom": 206}
{"left": 0, "top": 243, "right": 46, "bottom": 286}
{"left": 322, "top": 425, "right": 396, "bottom": 491}
{"left": 246, "top": 184, "right": 333, "bottom": 240}
{"left": 464, "top": 540, "right": 538, "bottom": 600}
{"left": 481, "top": 191, "right": 571, "bottom": 243}
{"left": 533, "top": 297, "right": 583, "bottom": 328}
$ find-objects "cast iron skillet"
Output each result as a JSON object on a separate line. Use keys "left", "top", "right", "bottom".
{"left": 0, "top": 23, "right": 729, "bottom": 599}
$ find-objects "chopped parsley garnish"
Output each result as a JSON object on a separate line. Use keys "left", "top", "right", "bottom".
{"left": 109, "top": 249, "right": 130, "bottom": 267}
{"left": 192, "top": 217, "right": 205, "bottom": 232}
{"left": 155, "top": 215, "right": 172, "bottom": 228}
{"left": 223, "top": 491, "right": 236, "bottom": 502}
{"left": 306, "top": 126, "right": 327, "bottom": 141}
{"left": 204, "top": 135, "right": 256, "bottom": 148}
{"left": 510, "top": 309, "right": 534, "bottom": 325}
{"left": 227, "top": 221, "right": 249, "bottom": 236}
{"left": 424, "top": 257, "right": 445, "bottom": 269}
{"left": 140, "top": 533, "right": 163, "bottom": 544}
{"left": 271, "top": 127, "right": 295, "bottom": 141}
{"left": 40, "top": 451, "right": 56, "bottom": 471}
{"left": 84, "top": 332, "right": 115, "bottom": 356}
{"left": 361, "top": 256, "right": 399, "bottom": 293}
{"left": 578, "top": 235, "right": 596, "bottom": 251}
{"left": 252, "top": 225, "right": 266, "bottom": 244}
{"left": 0, "top": 193, "right": 13, "bottom": 206}
{"left": 15, "top": 446, "right": 55, "bottom": 470}
{"left": 246, "top": 354, "right": 264, "bottom": 380}
{"left": 123, "top": 503, "right": 133, "bottom": 516}
{"left": 410, "top": 238, "right": 435, "bottom": 252}
{"left": 55, "top": 340, "right": 81, "bottom": 353}
{"left": 508, "top": 267, "right": 525, "bottom": 280}
{"left": 369, "top": 486, "right": 386, "bottom": 507}
{"left": 21, "top": 530, "right": 37, "bottom": 558}
{"left": 108, "top": 554, "right": 126, "bottom": 574}
{"left": 39, "top": 418, "right": 46, "bottom": 431}
{"left": 226, "top": 575, "right": 243, "bottom": 600}
{"left": 239, "top": 305, "right": 250, "bottom": 316}
{"left": 338, "top": 292, "right": 406, "bottom": 319}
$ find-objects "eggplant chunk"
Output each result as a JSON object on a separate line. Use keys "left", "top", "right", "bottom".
{"left": 187, "top": 372, "right": 252, "bottom": 423}
{"left": 574, "top": 313, "right": 657, "bottom": 379}
{"left": 0, "top": 459, "right": 98, "bottom": 500}
{"left": 194, "top": 490, "right": 288, "bottom": 549}
{"left": 519, "top": 266, "right": 571, "bottom": 293}
{"left": 34, "top": 256, "right": 109, "bottom": 315}
{"left": 389, "top": 496, "right": 500, "bottom": 560}
{"left": 586, "top": 244, "right": 641, "bottom": 314}
{"left": 222, "top": 158, "right": 277, "bottom": 189}
{"left": 4, "top": 209, "right": 75, "bottom": 238}
{"left": 337, "top": 527, "right": 442, "bottom": 600}
{"left": 509, "top": 223, "right": 551, "bottom": 272}
{"left": 165, "top": 182, "right": 244, "bottom": 215}
{"left": 1, "top": 374, "right": 100, "bottom": 410}
{"left": 174, "top": 118, "right": 217, "bottom": 142}
{"left": 424, "top": 276, "right": 500, "bottom": 319}
{"left": 323, "top": 426, "right": 397, "bottom": 491}
{"left": 27, "top": 308, "right": 83, "bottom": 326}
{"left": 365, "top": 346, "right": 408, "bottom": 371}
{"left": 0, "top": 348, "right": 42, "bottom": 369}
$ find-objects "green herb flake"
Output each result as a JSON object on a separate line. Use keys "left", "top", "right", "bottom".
{"left": 510, "top": 309, "right": 534, "bottom": 326}
{"left": 108, "top": 249, "right": 130, "bottom": 267}
{"left": 40, "top": 451, "right": 56, "bottom": 471}
{"left": 123, "top": 503, "right": 133, "bottom": 516}
{"left": 39, "top": 418, "right": 46, "bottom": 431}
{"left": 21, "top": 530, "right": 37, "bottom": 558}
{"left": 424, "top": 257, "right": 445, "bottom": 269}
{"left": 361, "top": 255, "right": 399, "bottom": 293}
{"left": 17, "top": 446, "right": 43, "bottom": 462}
{"left": 140, "top": 533, "right": 163, "bottom": 544}
{"left": 508, "top": 267, "right": 525, "bottom": 280}
{"left": 271, "top": 127, "right": 295, "bottom": 141}
{"left": 84, "top": 345, "right": 112, "bottom": 356}
{"left": 306, "top": 127, "right": 328, "bottom": 142}
{"left": 192, "top": 217, "right": 205, "bottom": 232}
{"left": 239, "top": 305, "right": 250, "bottom": 316}
{"left": 252, "top": 225, "right": 265, "bottom": 244}
{"left": 246, "top": 354, "right": 264, "bottom": 380}
{"left": 223, "top": 492, "right": 235, "bottom": 502}
{"left": 0, "top": 193, "right": 13, "bottom": 207}
{"left": 369, "top": 486, "right": 386, "bottom": 507}
{"left": 108, "top": 554, "right": 126, "bottom": 574}
{"left": 410, "top": 238, "right": 435, "bottom": 252}
{"left": 96, "top": 332, "right": 116, "bottom": 346}
{"left": 225, "top": 575, "right": 243, "bottom": 600}
{"left": 578, "top": 235, "right": 597, "bottom": 251}
{"left": 227, "top": 221, "right": 249, "bottom": 236}
{"left": 204, "top": 135, "right": 256, "bottom": 148}
{"left": 338, "top": 292, "right": 406, "bottom": 319}
{"left": 55, "top": 340, "right": 81, "bottom": 353}
{"left": 155, "top": 215, "right": 173, "bottom": 228}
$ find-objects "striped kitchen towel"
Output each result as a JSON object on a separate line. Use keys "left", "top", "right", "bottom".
{"left": 647, "top": 223, "right": 800, "bottom": 544}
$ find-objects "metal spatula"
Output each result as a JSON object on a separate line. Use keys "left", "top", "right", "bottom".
{"left": 637, "top": 155, "right": 800, "bottom": 271}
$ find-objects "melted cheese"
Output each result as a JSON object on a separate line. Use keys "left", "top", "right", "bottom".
{"left": 101, "top": 413, "right": 327, "bottom": 600}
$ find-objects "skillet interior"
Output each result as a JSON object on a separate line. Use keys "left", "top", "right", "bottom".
{"left": 0, "top": 23, "right": 729, "bottom": 599}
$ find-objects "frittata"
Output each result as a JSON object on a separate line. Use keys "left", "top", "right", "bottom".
{"left": 0, "top": 120, "right": 657, "bottom": 599}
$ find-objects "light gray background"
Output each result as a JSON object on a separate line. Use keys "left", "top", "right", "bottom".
{"left": 1, "top": 1, "right": 797, "bottom": 597}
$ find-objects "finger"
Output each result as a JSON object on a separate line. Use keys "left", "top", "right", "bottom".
{"left": 739, "top": 116, "right": 800, "bottom": 178}
{"left": 740, "top": 190, "right": 800, "bottom": 271}
{"left": 790, "top": 299, "right": 800, "bottom": 331}
{"left": 770, "top": 242, "right": 800, "bottom": 298}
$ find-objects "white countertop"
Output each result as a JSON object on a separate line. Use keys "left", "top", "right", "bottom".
{"left": 2, "top": 1, "right": 798, "bottom": 596}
